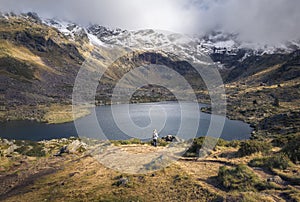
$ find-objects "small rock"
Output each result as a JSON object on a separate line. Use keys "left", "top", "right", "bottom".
{"left": 138, "top": 176, "right": 145, "bottom": 183}
{"left": 114, "top": 177, "right": 129, "bottom": 187}
{"left": 69, "top": 172, "right": 78, "bottom": 177}
{"left": 267, "top": 175, "right": 284, "bottom": 185}
{"left": 54, "top": 145, "right": 68, "bottom": 156}
{"left": 4, "top": 144, "right": 18, "bottom": 156}
{"left": 3, "top": 139, "right": 11, "bottom": 145}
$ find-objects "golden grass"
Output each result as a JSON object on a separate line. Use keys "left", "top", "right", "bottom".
{"left": 0, "top": 40, "right": 60, "bottom": 75}
{"left": 280, "top": 101, "right": 300, "bottom": 111}
{"left": 42, "top": 104, "right": 91, "bottom": 124}
{"left": 0, "top": 157, "right": 13, "bottom": 172}
{"left": 248, "top": 64, "right": 282, "bottom": 80}
{"left": 225, "top": 64, "right": 300, "bottom": 96}
{"left": 227, "top": 191, "right": 277, "bottom": 202}
{"left": 3, "top": 155, "right": 219, "bottom": 202}
{"left": 2, "top": 142, "right": 299, "bottom": 201}
{"left": 0, "top": 16, "right": 91, "bottom": 65}
{"left": 239, "top": 78, "right": 300, "bottom": 95}
{"left": 0, "top": 111, "right": 5, "bottom": 119}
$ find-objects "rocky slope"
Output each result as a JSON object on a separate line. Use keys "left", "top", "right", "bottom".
{"left": 0, "top": 13, "right": 92, "bottom": 122}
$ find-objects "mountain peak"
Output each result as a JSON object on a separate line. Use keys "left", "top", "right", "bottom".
{"left": 87, "top": 24, "right": 126, "bottom": 41}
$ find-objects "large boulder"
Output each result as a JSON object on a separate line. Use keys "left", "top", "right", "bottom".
{"left": 67, "top": 140, "right": 87, "bottom": 153}
{"left": 162, "top": 135, "right": 183, "bottom": 142}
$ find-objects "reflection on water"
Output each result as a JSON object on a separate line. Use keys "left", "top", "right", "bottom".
{"left": 0, "top": 102, "right": 252, "bottom": 141}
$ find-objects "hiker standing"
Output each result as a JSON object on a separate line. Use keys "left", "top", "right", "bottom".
{"left": 152, "top": 129, "right": 159, "bottom": 147}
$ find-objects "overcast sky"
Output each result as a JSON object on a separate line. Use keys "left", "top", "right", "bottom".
{"left": 0, "top": 0, "right": 299, "bottom": 45}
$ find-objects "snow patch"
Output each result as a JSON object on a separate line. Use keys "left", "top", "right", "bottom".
{"left": 87, "top": 32, "right": 107, "bottom": 47}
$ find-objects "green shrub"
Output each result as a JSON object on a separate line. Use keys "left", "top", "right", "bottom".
{"left": 183, "top": 137, "right": 205, "bottom": 157}
{"left": 156, "top": 138, "right": 169, "bottom": 147}
{"left": 184, "top": 137, "right": 228, "bottom": 157}
{"left": 267, "top": 153, "right": 291, "bottom": 170}
{"left": 217, "top": 138, "right": 229, "bottom": 147}
{"left": 16, "top": 145, "right": 45, "bottom": 157}
{"left": 173, "top": 174, "right": 189, "bottom": 184}
{"left": 249, "top": 153, "right": 290, "bottom": 170}
{"left": 112, "top": 175, "right": 134, "bottom": 188}
{"left": 111, "top": 138, "right": 169, "bottom": 147}
{"left": 111, "top": 138, "right": 142, "bottom": 145}
{"left": 15, "top": 140, "right": 46, "bottom": 157}
{"left": 226, "top": 140, "right": 240, "bottom": 148}
{"left": 25, "top": 146, "right": 46, "bottom": 157}
{"left": 282, "top": 135, "right": 300, "bottom": 163}
{"left": 272, "top": 134, "right": 300, "bottom": 147}
{"left": 237, "top": 140, "right": 271, "bottom": 157}
{"left": 218, "top": 164, "right": 266, "bottom": 191}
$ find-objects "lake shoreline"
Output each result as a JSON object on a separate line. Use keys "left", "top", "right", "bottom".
{"left": 0, "top": 102, "right": 253, "bottom": 141}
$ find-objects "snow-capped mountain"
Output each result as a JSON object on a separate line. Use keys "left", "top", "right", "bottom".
{"left": 3, "top": 12, "right": 300, "bottom": 68}
{"left": 85, "top": 24, "right": 300, "bottom": 56}
{"left": 37, "top": 14, "right": 300, "bottom": 62}
{"left": 42, "top": 18, "right": 87, "bottom": 41}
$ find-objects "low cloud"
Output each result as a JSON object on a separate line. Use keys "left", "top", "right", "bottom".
{"left": 0, "top": 0, "right": 299, "bottom": 45}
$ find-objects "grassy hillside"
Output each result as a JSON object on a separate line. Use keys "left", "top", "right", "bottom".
{"left": 0, "top": 15, "right": 93, "bottom": 123}
{"left": 224, "top": 61, "right": 300, "bottom": 137}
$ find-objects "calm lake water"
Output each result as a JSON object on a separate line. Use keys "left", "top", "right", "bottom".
{"left": 0, "top": 102, "right": 252, "bottom": 141}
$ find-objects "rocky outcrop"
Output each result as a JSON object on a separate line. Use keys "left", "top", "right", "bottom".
{"left": 67, "top": 139, "right": 87, "bottom": 153}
